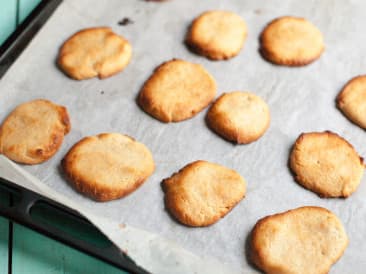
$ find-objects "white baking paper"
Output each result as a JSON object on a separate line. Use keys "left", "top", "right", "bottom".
{"left": 1, "top": 0, "right": 366, "bottom": 273}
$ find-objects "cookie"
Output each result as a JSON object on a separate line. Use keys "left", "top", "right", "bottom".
{"left": 58, "top": 27, "right": 132, "bottom": 80}
{"left": 260, "top": 16, "right": 324, "bottom": 66}
{"left": 162, "top": 160, "right": 246, "bottom": 227}
{"left": 337, "top": 75, "right": 366, "bottom": 129}
{"left": 186, "top": 10, "right": 247, "bottom": 60}
{"left": 138, "top": 59, "right": 217, "bottom": 122}
{"left": 62, "top": 133, "right": 154, "bottom": 202}
{"left": 290, "top": 131, "right": 364, "bottom": 197}
{"left": 250, "top": 206, "right": 348, "bottom": 274}
{"left": 207, "top": 91, "right": 270, "bottom": 144}
{"left": 0, "top": 99, "right": 70, "bottom": 165}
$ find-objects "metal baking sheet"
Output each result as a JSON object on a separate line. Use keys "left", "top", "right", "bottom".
{"left": 1, "top": 0, "right": 366, "bottom": 273}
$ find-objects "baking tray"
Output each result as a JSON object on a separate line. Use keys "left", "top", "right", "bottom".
{"left": 0, "top": 1, "right": 145, "bottom": 272}
{"left": 1, "top": 0, "right": 366, "bottom": 273}
{"left": 0, "top": 177, "right": 147, "bottom": 273}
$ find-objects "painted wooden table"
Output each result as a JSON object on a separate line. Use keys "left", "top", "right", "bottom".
{"left": 0, "top": 1, "right": 127, "bottom": 273}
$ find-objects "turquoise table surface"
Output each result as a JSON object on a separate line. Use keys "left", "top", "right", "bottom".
{"left": 0, "top": 1, "right": 128, "bottom": 273}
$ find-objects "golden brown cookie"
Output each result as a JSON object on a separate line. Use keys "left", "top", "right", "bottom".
{"left": 186, "top": 10, "right": 247, "bottom": 60}
{"left": 0, "top": 99, "right": 70, "bottom": 165}
{"left": 62, "top": 133, "right": 154, "bottom": 202}
{"left": 162, "top": 160, "right": 246, "bottom": 227}
{"left": 207, "top": 91, "right": 270, "bottom": 144}
{"left": 58, "top": 27, "right": 132, "bottom": 80}
{"left": 138, "top": 59, "right": 217, "bottom": 122}
{"left": 290, "top": 131, "right": 364, "bottom": 197}
{"left": 337, "top": 75, "right": 366, "bottom": 129}
{"left": 250, "top": 206, "right": 348, "bottom": 274}
{"left": 260, "top": 16, "right": 324, "bottom": 66}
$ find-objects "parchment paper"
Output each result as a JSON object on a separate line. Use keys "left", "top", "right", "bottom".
{"left": 1, "top": 0, "right": 366, "bottom": 273}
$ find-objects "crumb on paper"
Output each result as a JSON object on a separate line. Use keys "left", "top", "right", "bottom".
{"left": 122, "top": 249, "right": 128, "bottom": 254}
{"left": 119, "top": 223, "right": 126, "bottom": 229}
{"left": 118, "top": 18, "right": 134, "bottom": 26}
{"left": 100, "top": 91, "right": 104, "bottom": 94}
{"left": 255, "top": 9, "right": 262, "bottom": 14}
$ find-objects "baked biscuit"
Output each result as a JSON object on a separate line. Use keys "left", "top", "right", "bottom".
{"left": 250, "top": 206, "right": 348, "bottom": 274}
{"left": 290, "top": 131, "right": 364, "bottom": 197}
{"left": 186, "top": 10, "right": 247, "bottom": 60}
{"left": 138, "top": 59, "right": 216, "bottom": 122}
{"left": 260, "top": 16, "right": 324, "bottom": 66}
{"left": 58, "top": 27, "right": 132, "bottom": 80}
{"left": 62, "top": 133, "right": 154, "bottom": 202}
{"left": 162, "top": 160, "right": 246, "bottom": 227}
{"left": 337, "top": 75, "right": 366, "bottom": 129}
{"left": 0, "top": 99, "right": 70, "bottom": 165}
{"left": 207, "top": 91, "right": 270, "bottom": 144}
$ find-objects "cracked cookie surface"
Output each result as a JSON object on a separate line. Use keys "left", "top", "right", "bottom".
{"left": 62, "top": 133, "right": 154, "bottom": 202}
{"left": 186, "top": 10, "right": 247, "bottom": 60}
{"left": 337, "top": 75, "right": 366, "bottom": 129}
{"left": 58, "top": 27, "right": 132, "bottom": 80}
{"left": 260, "top": 16, "right": 324, "bottom": 66}
{"left": 207, "top": 91, "right": 270, "bottom": 144}
{"left": 289, "top": 131, "right": 364, "bottom": 197}
{"left": 138, "top": 59, "right": 216, "bottom": 122}
{"left": 162, "top": 160, "right": 246, "bottom": 226}
{"left": 0, "top": 99, "right": 70, "bottom": 164}
{"left": 250, "top": 206, "right": 348, "bottom": 274}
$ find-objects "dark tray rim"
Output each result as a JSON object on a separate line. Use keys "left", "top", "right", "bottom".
{"left": 0, "top": 0, "right": 60, "bottom": 78}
